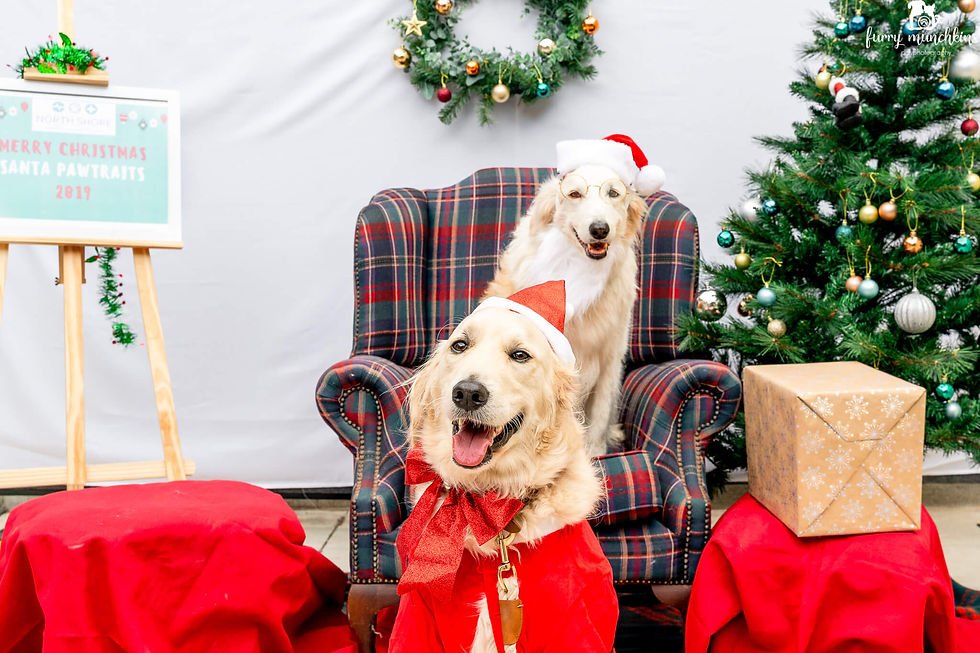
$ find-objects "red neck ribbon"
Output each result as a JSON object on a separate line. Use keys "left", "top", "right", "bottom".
{"left": 396, "top": 448, "right": 524, "bottom": 601}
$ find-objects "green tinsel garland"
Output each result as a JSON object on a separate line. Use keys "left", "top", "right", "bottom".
{"left": 15, "top": 32, "right": 107, "bottom": 77}
{"left": 86, "top": 248, "right": 136, "bottom": 346}
{"left": 391, "top": 0, "right": 602, "bottom": 124}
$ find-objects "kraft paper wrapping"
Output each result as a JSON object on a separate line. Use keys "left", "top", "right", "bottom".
{"left": 745, "top": 362, "right": 926, "bottom": 537}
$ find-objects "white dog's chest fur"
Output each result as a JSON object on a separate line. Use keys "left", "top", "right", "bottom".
{"left": 517, "top": 225, "right": 616, "bottom": 321}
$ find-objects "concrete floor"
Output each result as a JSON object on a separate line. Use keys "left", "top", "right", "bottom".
{"left": 1, "top": 482, "right": 976, "bottom": 587}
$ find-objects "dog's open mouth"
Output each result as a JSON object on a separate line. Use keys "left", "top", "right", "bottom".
{"left": 573, "top": 230, "right": 610, "bottom": 260}
{"left": 451, "top": 414, "right": 523, "bottom": 468}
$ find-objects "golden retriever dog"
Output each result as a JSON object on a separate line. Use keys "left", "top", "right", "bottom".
{"left": 391, "top": 288, "right": 618, "bottom": 653}
{"left": 484, "top": 164, "right": 650, "bottom": 456}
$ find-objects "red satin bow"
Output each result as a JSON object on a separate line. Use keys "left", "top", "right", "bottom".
{"left": 396, "top": 447, "right": 524, "bottom": 601}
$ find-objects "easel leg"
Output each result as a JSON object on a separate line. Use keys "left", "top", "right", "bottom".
{"left": 0, "top": 244, "right": 8, "bottom": 324}
{"left": 133, "top": 248, "right": 186, "bottom": 481}
{"left": 61, "top": 246, "right": 86, "bottom": 491}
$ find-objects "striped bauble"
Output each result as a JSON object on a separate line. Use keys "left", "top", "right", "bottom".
{"left": 894, "top": 288, "right": 936, "bottom": 334}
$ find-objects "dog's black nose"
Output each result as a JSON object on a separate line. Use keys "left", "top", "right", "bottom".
{"left": 589, "top": 221, "right": 610, "bottom": 240}
{"left": 452, "top": 379, "right": 489, "bottom": 411}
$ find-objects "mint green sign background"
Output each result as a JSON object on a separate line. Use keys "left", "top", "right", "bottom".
{"left": 0, "top": 91, "right": 170, "bottom": 226}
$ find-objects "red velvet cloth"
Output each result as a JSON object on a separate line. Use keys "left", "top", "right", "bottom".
{"left": 686, "top": 495, "right": 980, "bottom": 653}
{"left": 0, "top": 480, "right": 357, "bottom": 653}
{"left": 391, "top": 520, "right": 618, "bottom": 653}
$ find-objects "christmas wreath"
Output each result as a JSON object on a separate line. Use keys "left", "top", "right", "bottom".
{"left": 391, "top": 0, "right": 602, "bottom": 124}
{"left": 14, "top": 32, "right": 107, "bottom": 77}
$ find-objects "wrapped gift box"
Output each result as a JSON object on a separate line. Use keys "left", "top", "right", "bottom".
{"left": 744, "top": 361, "right": 926, "bottom": 537}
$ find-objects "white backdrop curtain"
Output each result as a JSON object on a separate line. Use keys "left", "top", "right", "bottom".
{"left": 0, "top": 0, "right": 974, "bottom": 488}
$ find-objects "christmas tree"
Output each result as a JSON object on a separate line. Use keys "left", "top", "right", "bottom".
{"left": 678, "top": 0, "right": 980, "bottom": 487}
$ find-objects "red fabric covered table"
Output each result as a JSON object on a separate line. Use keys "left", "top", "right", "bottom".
{"left": 0, "top": 480, "right": 357, "bottom": 653}
{"left": 686, "top": 495, "right": 980, "bottom": 653}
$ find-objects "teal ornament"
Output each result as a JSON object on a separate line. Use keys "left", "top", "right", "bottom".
{"left": 761, "top": 199, "right": 778, "bottom": 216}
{"left": 835, "top": 224, "right": 853, "bottom": 241}
{"left": 829, "top": 61, "right": 845, "bottom": 75}
{"left": 717, "top": 229, "right": 736, "bottom": 248}
{"left": 857, "top": 278, "right": 879, "bottom": 299}
{"left": 902, "top": 20, "right": 918, "bottom": 36}
{"left": 536, "top": 82, "right": 551, "bottom": 97}
{"left": 937, "top": 80, "right": 956, "bottom": 100}
{"left": 945, "top": 401, "right": 963, "bottom": 420}
{"left": 849, "top": 15, "right": 867, "bottom": 33}
{"left": 935, "top": 382, "right": 955, "bottom": 401}
{"left": 963, "top": 19, "right": 976, "bottom": 36}
{"left": 835, "top": 21, "right": 850, "bottom": 38}
{"left": 756, "top": 287, "right": 777, "bottom": 307}
{"left": 954, "top": 235, "right": 974, "bottom": 253}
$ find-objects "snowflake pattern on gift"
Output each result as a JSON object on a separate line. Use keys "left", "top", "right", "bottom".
{"left": 825, "top": 448, "right": 854, "bottom": 473}
{"left": 799, "top": 401, "right": 820, "bottom": 420}
{"left": 868, "top": 463, "right": 893, "bottom": 484}
{"left": 840, "top": 498, "right": 865, "bottom": 523}
{"left": 857, "top": 475, "right": 880, "bottom": 499}
{"left": 802, "top": 502, "right": 824, "bottom": 524}
{"left": 881, "top": 395, "right": 905, "bottom": 418}
{"left": 894, "top": 450, "right": 920, "bottom": 473}
{"left": 892, "top": 485, "right": 918, "bottom": 509}
{"left": 801, "top": 468, "right": 826, "bottom": 490}
{"left": 845, "top": 395, "right": 870, "bottom": 420}
{"left": 874, "top": 499, "right": 899, "bottom": 522}
{"left": 801, "top": 430, "right": 826, "bottom": 454}
{"left": 862, "top": 419, "right": 887, "bottom": 440}
{"left": 812, "top": 396, "right": 835, "bottom": 416}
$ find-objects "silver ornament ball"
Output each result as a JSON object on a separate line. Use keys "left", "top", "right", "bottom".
{"left": 893, "top": 288, "right": 936, "bottom": 334}
{"left": 739, "top": 197, "right": 762, "bottom": 222}
{"left": 695, "top": 289, "right": 728, "bottom": 322}
{"left": 945, "top": 401, "right": 963, "bottom": 420}
{"left": 951, "top": 49, "right": 980, "bottom": 82}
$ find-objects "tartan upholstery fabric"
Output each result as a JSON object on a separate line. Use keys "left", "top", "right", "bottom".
{"left": 316, "top": 167, "right": 743, "bottom": 584}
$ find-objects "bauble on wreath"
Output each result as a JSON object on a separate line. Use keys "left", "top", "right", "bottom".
{"left": 390, "top": 0, "right": 602, "bottom": 125}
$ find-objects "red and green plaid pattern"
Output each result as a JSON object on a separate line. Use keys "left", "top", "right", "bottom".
{"left": 317, "top": 167, "right": 743, "bottom": 584}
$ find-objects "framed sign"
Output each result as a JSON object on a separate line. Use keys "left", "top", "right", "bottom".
{"left": 0, "top": 79, "right": 181, "bottom": 248}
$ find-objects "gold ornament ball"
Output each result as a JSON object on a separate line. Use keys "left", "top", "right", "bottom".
{"left": 767, "top": 319, "right": 788, "bottom": 338}
{"left": 858, "top": 202, "right": 879, "bottom": 224}
{"left": 582, "top": 14, "right": 600, "bottom": 34}
{"left": 969, "top": 172, "right": 980, "bottom": 191}
{"left": 465, "top": 59, "right": 481, "bottom": 76}
{"left": 816, "top": 70, "right": 832, "bottom": 89}
{"left": 392, "top": 47, "right": 412, "bottom": 69}
{"left": 903, "top": 233, "right": 924, "bottom": 253}
{"left": 878, "top": 200, "right": 898, "bottom": 221}
{"left": 435, "top": 0, "right": 454, "bottom": 15}
{"left": 734, "top": 252, "right": 752, "bottom": 270}
{"left": 537, "top": 38, "right": 557, "bottom": 56}
{"left": 737, "top": 294, "right": 755, "bottom": 317}
{"left": 959, "top": 0, "right": 976, "bottom": 13}
{"left": 491, "top": 83, "right": 511, "bottom": 104}
{"left": 845, "top": 274, "right": 863, "bottom": 293}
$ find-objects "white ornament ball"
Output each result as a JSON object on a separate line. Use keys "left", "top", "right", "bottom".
{"left": 945, "top": 401, "right": 963, "bottom": 420}
{"left": 951, "top": 49, "right": 980, "bottom": 82}
{"left": 740, "top": 197, "right": 761, "bottom": 222}
{"left": 893, "top": 288, "right": 936, "bottom": 334}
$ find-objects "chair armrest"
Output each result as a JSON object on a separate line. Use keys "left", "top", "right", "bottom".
{"left": 620, "top": 360, "right": 742, "bottom": 577}
{"left": 316, "top": 355, "right": 414, "bottom": 581}
{"left": 591, "top": 450, "right": 662, "bottom": 527}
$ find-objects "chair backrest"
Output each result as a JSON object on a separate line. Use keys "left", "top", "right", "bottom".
{"left": 351, "top": 167, "right": 699, "bottom": 369}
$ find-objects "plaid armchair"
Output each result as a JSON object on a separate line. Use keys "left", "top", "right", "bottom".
{"left": 317, "top": 168, "right": 741, "bottom": 649}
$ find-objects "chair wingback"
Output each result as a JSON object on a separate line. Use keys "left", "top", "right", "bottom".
{"left": 351, "top": 167, "right": 699, "bottom": 369}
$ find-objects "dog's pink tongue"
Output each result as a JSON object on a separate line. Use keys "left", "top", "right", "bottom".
{"left": 452, "top": 425, "right": 494, "bottom": 467}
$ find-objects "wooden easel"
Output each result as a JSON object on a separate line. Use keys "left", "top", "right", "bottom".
{"left": 0, "top": 1, "right": 193, "bottom": 490}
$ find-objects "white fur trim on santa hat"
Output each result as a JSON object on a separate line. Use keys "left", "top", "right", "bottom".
{"left": 835, "top": 87, "right": 860, "bottom": 103}
{"left": 474, "top": 297, "right": 576, "bottom": 365}
{"left": 634, "top": 164, "right": 666, "bottom": 196}
{"left": 556, "top": 139, "right": 664, "bottom": 195}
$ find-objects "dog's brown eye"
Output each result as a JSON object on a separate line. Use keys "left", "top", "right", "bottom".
{"left": 568, "top": 190, "right": 583, "bottom": 199}
{"left": 450, "top": 340, "right": 468, "bottom": 353}
{"left": 607, "top": 188, "right": 620, "bottom": 198}
{"left": 510, "top": 349, "right": 531, "bottom": 363}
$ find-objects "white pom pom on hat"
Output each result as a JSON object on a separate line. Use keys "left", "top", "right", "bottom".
{"left": 556, "top": 133, "right": 666, "bottom": 196}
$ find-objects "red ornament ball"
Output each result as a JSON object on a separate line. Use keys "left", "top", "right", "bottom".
{"left": 437, "top": 87, "right": 452, "bottom": 103}
{"left": 962, "top": 117, "right": 979, "bottom": 136}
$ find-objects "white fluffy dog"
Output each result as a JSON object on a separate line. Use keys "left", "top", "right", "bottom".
{"left": 484, "top": 160, "right": 653, "bottom": 456}
{"left": 391, "top": 283, "right": 618, "bottom": 653}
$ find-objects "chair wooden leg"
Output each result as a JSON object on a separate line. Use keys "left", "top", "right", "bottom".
{"left": 652, "top": 584, "right": 691, "bottom": 614}
{"left": 347, "top": 583, "right": 400, "bottom": 653}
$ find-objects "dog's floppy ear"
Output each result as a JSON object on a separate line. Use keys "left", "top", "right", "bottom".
{"left": 625, "top": 193, "right": 650, "bottom": 240}
{"left": 526, "top": 177, "right": 561, "bottom": 236}
{"left": 406, "top": 343, "right": 446, "bottom": 444}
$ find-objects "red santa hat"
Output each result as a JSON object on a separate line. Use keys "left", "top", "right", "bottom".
{"left": 556, "top": 133, "right": 666, "bottom": 196}
{"left": 474, "top": 281, "right": 575, "bottom": 365}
